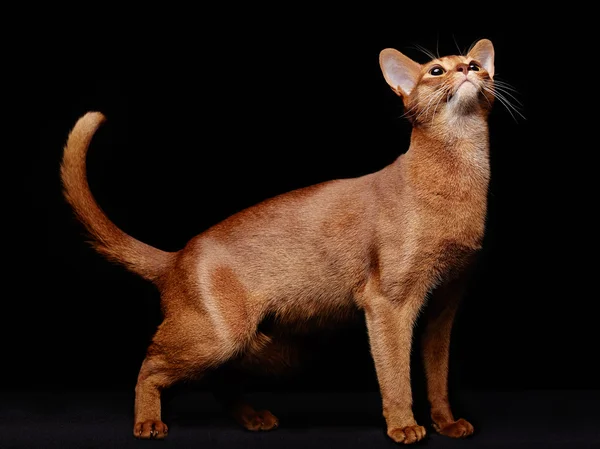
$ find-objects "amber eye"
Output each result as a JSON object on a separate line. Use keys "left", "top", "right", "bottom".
{"left": 468, "top": 62, "right": 480, "bottom": 71}
{"left": 429, "top": 66, "right": 445, "bottom": 76}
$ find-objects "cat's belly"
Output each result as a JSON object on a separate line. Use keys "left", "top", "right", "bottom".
{"left": 259, "top": 298, "right": 362, "bottom": 336}
{"left": 260, "top": 274, "right": 363, "bottom": 327}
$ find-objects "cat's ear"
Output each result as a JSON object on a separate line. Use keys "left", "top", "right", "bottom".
{"left": 379, "top": 48, "right": 422, "bottom": 98}
{"left": 468, "top": 39, "right": 495, "bottom": 78}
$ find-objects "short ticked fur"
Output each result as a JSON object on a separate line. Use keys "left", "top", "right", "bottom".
{"left": 61, "top": 39, "right": 496, "bottom": 444}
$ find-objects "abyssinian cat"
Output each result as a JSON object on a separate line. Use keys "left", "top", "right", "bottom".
{"left": 61, "top": 38, "right": 496, "bottom": 444}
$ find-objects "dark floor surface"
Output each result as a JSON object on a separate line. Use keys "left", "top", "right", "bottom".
{"left": 2, "top": 388, "right": 599, "bottom": 449}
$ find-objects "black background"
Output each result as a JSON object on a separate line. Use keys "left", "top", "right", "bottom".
{"left": 7, "top": 6, "right": 598, "bottom": 428}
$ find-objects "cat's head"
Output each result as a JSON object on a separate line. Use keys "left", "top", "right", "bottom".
{"left": 380, "top": 39, "right": 495, "bottom": 125}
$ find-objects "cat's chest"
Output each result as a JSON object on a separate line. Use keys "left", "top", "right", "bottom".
{"left": 429, "top": 198, "right": 486, "bottom": 241}
{"left": 416, "top": 196, "right": 486, "bottom": 277}
{"left": 416, "top": 173, "right": 488, "bottom": 244}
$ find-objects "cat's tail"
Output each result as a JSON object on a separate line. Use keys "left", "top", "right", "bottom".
{"left": 61, "top": 112, "right": 176, "bottom": 284}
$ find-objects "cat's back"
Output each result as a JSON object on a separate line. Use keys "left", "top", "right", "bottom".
{"left": 175, "top": 172, "right": 382, "bottom": 299}
{"left": 200, "top": 172, "right": 380, "bottom": 249}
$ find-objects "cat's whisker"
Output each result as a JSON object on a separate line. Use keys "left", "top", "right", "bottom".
{"left": 412, "top": 44, "right": 437, "bottom": 62}
{"left": 480, "top": 85, "right": 495, "bottom": 109}
{"left": 466, "top": 40, "right": 479, "bottom": 57}
{"left": 490, "top": 86, "right": 525, "bottom": 118}
{"left": 432, "top": 86, "right": 451, "bottom": 121}
{"left": 415, "top": 89, "right": 446, "bottom": 122}
{"left": 402, "top": 99, "right": 425, "bottom": 117}
{"left": 402, "top": 89, "right": 444, "bottom": 122}
{"left": 452, "top": 34, "right": 464, "bottom": 56}
{"left": 402, "top": 93, "right": 441, "bottom": 119}
{"left": 491, "top": 82, "right": 524, "bottom": 107}
{"left": 421, "top": 90, "right": 446, "bottom": 118}
{"left": 420, "top": 87, "right": 448, "bottom": 123}
{"left": 494, "top": 92, "right": 524, "bottom": 114}
{"left": 406, "top": 102, "right": 425, "bottom": 121}
{"left": 400, "top": 104, "right": 420, "bottom": 121}
{"left": 398, "top": 100, "right": 424, "bottom": 121}
{"left": 483, "top": 85, "right": 525, "bottom": 122}
{"left": 404, "top": 104, "right": 424, "bottom": 121}
{"left": 492, "top": 79, "right": 521, "bottom": 94}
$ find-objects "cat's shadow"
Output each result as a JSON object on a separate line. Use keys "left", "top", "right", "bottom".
{"left": 162, "top": 387, "right": 390, "bottom": 429}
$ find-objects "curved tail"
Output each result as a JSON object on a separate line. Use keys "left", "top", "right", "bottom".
{"left": 61, "top": 112, "right": 176, "bottom": 283}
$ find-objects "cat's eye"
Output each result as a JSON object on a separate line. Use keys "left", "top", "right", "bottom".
{"left": 468, "top": 62, "right": 480, "bottom": 71}
{"left": 429, "top": 66, "right": 445, "bottom": 76}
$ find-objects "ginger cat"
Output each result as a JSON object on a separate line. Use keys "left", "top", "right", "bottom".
{"left": 61, "top": 39, "right": 496, "bottom": 444}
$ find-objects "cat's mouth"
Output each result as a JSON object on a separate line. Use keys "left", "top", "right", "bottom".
{"left": 448, "top": 79, "right": 478, "bottom": 101}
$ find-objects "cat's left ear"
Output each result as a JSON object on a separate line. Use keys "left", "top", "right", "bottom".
{"left": 467, "top": 39, "right": 495, "bottom": 78}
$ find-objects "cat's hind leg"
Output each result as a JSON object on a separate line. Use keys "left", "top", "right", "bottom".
{"left": 213, "top": 372, "right": 280, "bottom": 432}
{"left": 133, "top": 311, "right": 247, "bottom": 439}
{"left": 213, "top": 332, "right": 301, "bottom": 431}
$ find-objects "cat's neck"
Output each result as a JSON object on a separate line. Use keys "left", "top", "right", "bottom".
{"left": 399, "top": 115, "right": 490, "bottom": 197}
{"left": 410, "top": 116, "right": 490, "bottom": 164}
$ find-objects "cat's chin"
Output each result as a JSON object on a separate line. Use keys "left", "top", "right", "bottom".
{"left": 448, "top": 83, "right": 481, "bottom": 114}
{"left": 451, "top": 81, "right": 478, "bottom": 100}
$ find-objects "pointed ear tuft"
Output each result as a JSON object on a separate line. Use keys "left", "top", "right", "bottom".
{"left": 468, "top": 39, "right": 495, "bottom": 78}
{"left": 379, "top": 48, "right": 422, "bottom": 97}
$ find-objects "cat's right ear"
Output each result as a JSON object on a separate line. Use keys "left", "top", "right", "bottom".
{"left": 379, "top": 49, "right": 422, "bottom": 98}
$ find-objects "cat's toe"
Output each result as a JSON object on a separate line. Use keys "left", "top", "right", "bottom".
{"left": 243, "top": 409, "right": 279, "bottom": 431}
{"left": 256, "top": 410, "right": 279, "bottom": 430}
{"left": 433, "top": 418, "right": 474, "bottom": 438}
{"left": 387, "top": 424, "right": 427, "bottom": 444}
{"left": 133, "top": 420, "right": 169, "bottom": 439}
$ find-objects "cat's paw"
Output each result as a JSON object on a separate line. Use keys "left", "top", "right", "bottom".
{"left": 433, "top": 418, "right": 474, "bottom": 438}
{"left": 133, "top": 420, "right": 169, "bottom": 439}
{"left": 387, "top": 425, "right": 427, "bottom": 444}
{"left": 241, "top": 409, "right": 279, "bottom": 431}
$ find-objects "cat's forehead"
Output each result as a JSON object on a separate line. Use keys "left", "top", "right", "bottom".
{"left": 425, "top": 55, "right": 471, "bottom": 69}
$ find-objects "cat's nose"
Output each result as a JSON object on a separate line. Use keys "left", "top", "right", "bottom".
{"left": 456, "top": 63, "right": 469, "bottom": 74}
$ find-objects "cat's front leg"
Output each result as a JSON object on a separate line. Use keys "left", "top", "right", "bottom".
{"left": 421, "top": 272, "right": 475, "bottom": 438}
{"left": 363, "top": 291, "right": 427, "bottom": 444}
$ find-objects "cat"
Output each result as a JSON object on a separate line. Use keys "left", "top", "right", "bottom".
{"left": 60, "top": 38, "right": 496, "bottom": 444}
